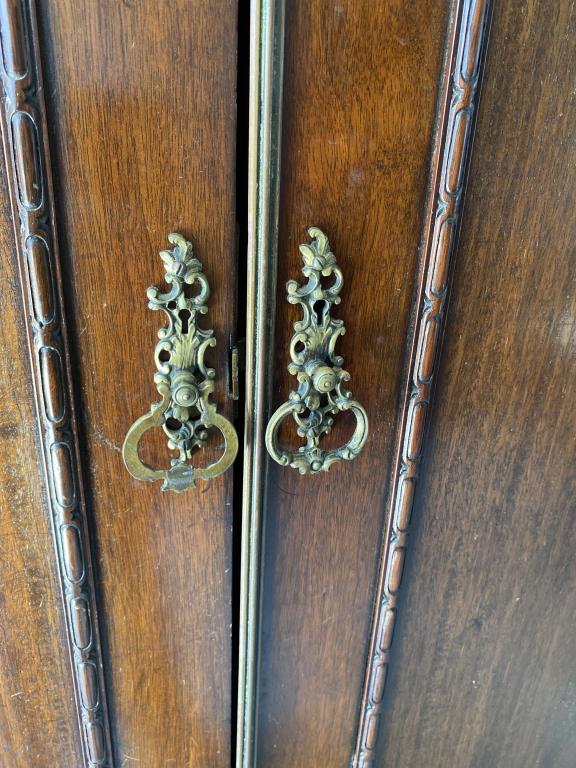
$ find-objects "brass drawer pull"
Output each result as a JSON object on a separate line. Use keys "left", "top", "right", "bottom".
{"left": 265, "top": 228, "right": 368, "bottom": 474}
{"left": 123, "top": 233, "right": 238, "bottom": 492}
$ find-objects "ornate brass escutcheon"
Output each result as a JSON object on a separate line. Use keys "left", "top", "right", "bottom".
{"left": 265, "top": 227, "right": 368, "bottom": 474}
{"left": 123, "top": 233, "right": 238, "bottom": 492}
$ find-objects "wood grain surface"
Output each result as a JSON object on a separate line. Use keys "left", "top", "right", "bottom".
{"left": 1, "top": 2, "right": 572, "bottom": 766}
{"left": 377, "top": 0, "right": 576, "bottom": 765}
{"left": 256, "top": 2, "right": 449, "bottom": 765}
{"left": 0, "top": 1, "right": 114, "bottom": 763}
{"left": 353, "top": 2, "right": 491, "bottom": 763}
{"left": 37, "top": 1, "right": 238, "bottom": 765}
{"left": 0, "top": 145, "right": 84, "bottom": 768}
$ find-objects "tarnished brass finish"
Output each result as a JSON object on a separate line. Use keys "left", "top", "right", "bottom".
{"left": 123, "top": 234, "right": 238, "bottom": 492}
{"left": 265, "top": 228, "right": 368, "bottom": 474}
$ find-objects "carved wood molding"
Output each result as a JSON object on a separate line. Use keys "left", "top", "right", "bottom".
{"left": 351, "top": 1, "right": 492, "bottom": 764}
{"left": 0, "top": 2, "right": 114, "bottom": 765}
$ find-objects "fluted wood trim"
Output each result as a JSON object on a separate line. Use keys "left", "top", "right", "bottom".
{"left": 0, "top": 2, "right": 114, "bottom": 765}
{"left": 352, "top": 1, "right": 493, "bottom": 764}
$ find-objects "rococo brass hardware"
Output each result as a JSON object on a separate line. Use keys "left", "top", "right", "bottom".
{"left": 265, "top": 228, "right": 368, "bottom": 474}
{"left": 123, "top": 233, "right": 238, "bottom": 492}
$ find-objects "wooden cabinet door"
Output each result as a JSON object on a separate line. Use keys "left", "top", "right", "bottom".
{"left": 239, "top": 0, "right": 576, "bottom": 767}
{"left": 0, "top": 1, "right": 239, "bottom": 766}
{"left": 239, "top": 0, "right": 451, "bottom": 765}
{"left": 0, "top": 1, "right": 575, "bottom": 767}
{"left": 378, "top": 1, "right": 576, "bottom": 765}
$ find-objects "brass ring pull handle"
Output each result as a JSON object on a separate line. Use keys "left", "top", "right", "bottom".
{"left": 123, "top": 233, "right": 238, "bottom": 492}
{"left": 265, "top": 228, "right": 368, "bottom": 474}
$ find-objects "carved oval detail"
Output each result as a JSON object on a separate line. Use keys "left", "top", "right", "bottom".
{"left": 405, "top": 401, "right": 427, "bottom": 462}
{"left": 84, "top": 721, "right": 105, "bottom": 764}
{"left": 395, "top": 477, "right": 415, "bottom": 533}
{"left": 0, "top": 0, "right": 28, "bottom": 79}
{"left": 461, "top": 0, "right": 486, "bottom": 82}
{"left": 70, "top": 596, "right": 91, "bottom": 650}
{"left": 387, "top": 546, "right": 406, "bottom": 595}
{"left": 77, "top": 662, "right": 99, "bottom": 711}
{"left": 39, "top": 347, "right": 65, "bottom": 423}
{"left": 380, "top": 607, "right": 396, "bottom": 652}
{"left": 417, "top": 315, "right": 440, "bottom": 384}
{"left": 429, "top": 217, "right": 454, "bottom": 297}
{"left": 365, "top": 711, "right": 379, "bottom": 751}
{"left": 50, "top": 441, "right": 76, "bottom": 508}
{"left": 60, "top": 524, "right": 84, "bottom": 583}
{"left": 26, "top": 236, "right": 54, "bottom": 325}
{"left": 11, "top": 111, "right": 42, "bottom": 210}
{"left": 446, "top": 108, "right": 471, "bottom": 195}
{"left": 369, "top": 661, "right": 388, "bottom": 706}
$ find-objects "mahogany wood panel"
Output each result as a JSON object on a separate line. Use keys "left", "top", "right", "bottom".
{"left": 37, "top": 1, "right": 238, "bottom": 765}
{"left": 353, "top": 2, "right": 491, "bottom": 763}
{"left": 0, "top": 1, "right": 113, "bottom": 764}
{"left": 257, "top": 2, "right": 449, "bottom": 765}
{"left": 0, "top": 143, "right": 83, "bottom": 768}
{"left": 378, "top": 0, "right": 576, "bottom": 765}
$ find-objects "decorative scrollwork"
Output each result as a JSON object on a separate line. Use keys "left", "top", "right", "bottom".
{"left": 123, "top": 233, "right": 238, "bottom": 492}
{"left": 265, "top": 227, "right": 368, "bottom": 474}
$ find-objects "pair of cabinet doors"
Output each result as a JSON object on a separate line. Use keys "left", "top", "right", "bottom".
{"left": 1, "top": 0, "right": 575, "bottom": 767}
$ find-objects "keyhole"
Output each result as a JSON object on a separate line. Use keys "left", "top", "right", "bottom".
{"left": 312, "top": 300, "right": 326, "bottom": 324}
{"left": 179, "top": 309, "right": 191, "bottom": 334}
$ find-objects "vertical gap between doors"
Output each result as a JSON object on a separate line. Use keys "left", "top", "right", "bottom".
{"left": 231, "top": 0, "right": 250, "bottom": 763}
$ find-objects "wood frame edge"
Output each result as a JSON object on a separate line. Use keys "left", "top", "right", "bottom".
{"left": 351, "top": 1, "right": 494, "bottom": 764}
{"left": 0, "top": 2, "right": 115, "bottom": 765}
